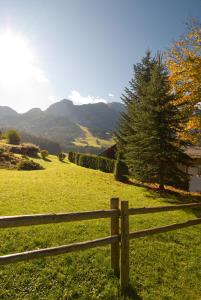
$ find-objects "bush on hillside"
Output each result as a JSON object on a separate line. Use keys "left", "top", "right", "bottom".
{"left": 6, "top": 129, "right": 21, "bottom": 145}
{"left": 17, "top": 159, "right": 44, "bottom": 170}
{"left": 0, "top": 147, "right": 4, "bottom": 155}
{"left": 114, "top": 158, "right": 129, "bottom": 182}
{"left": 0, "top": 150, "right": 21, "bottom": 169}
{"left": 9, "top": 145, "right": 22, "bottom": 154}
{"left": 21, "top": 143, "right": 40, "bottom": 157}
{"left": 41, "top": 149, "right": 49, "bottom": 160}
{"left": 58, "top": 152, "right": 66, "bottom": 161}
{"left": 69, "top": 152, "right": 115, "bottom": 173}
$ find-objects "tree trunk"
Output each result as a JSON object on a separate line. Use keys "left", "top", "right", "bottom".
{"left": 159, "top": 171, "right": 165, "bottom": 190}
{"left": 159, "top": 183, "right": 165, "bottom": 190}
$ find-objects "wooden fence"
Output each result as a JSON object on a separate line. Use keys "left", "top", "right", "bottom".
{"left": 1, "top": 198, "right": 201, "bottom": 292}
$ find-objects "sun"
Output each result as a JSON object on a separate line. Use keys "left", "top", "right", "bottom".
{"left": 0, "top": 30, "right": 35, "bottom": 86}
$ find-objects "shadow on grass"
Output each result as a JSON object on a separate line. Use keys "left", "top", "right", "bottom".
{"left": 122, "top": 284, "right": 143, "bottom": 300}
{"left": 43, "top": 158, "right": 52, "bottom": 162}
{"left": 126, "top": 180, "right": 201, "bottom": 217}
{"left": 147, "top": 188, "right": 201, "bottom": 203}
{"left": 59, "top": 160, "right": 69, "bottom": 164}
{"left": 127, "top": 180, "right": 201, "bottom": 202}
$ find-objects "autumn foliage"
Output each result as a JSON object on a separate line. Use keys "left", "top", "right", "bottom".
{"left": 166, "top": 20, "right": 201, "bottom": 143}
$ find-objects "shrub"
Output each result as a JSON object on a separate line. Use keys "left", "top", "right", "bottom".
{"left": 41, "top": 149, "right": 49, "bottom": 160}
{"left": 0, "top": 150, "right": 21, "bottom": 169}
{"left": 21, "top": 143, "right": 40, "bottom": 157}
{"left": 69, "top": 152, "right": 115, "bottom": 173}
{"left": 0, "top": 147, "right": 4, "bottom": 155}
{"left": 17, "top": 160, "right": 43, "bottom": 170}
{"left": 114, "top": 158, "right": 129, "bottom": 182}
{"left": 58, "top": 152, "right": 66, "bottom": 161}
{"left": 6, "top": 129, "right": 21, "bottom": 145}
{"left": 9, "top": 145, "right": 22, "bottom": 154}
{"left": 68, "top": 151, "right": 74, "bottom": 162}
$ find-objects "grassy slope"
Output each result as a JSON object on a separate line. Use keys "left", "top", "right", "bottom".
{"left": 0, "top": 156, "right": 201, "bottom": 300}
{"left": 73, "top": 125, "right": 113, "bottom": 148}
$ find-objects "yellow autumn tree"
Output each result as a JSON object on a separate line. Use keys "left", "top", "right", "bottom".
{"left": 166, "top": 20, "right": 201, "bottom": 143}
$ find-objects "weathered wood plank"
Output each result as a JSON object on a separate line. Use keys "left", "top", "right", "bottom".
{"left": 129, "top": 218, "right": 201, "bottom": 239}
{"left": 121, "top": 201, "right": 129, "bottom": 291}
{"left": 129, "top": 203, "right": 201, "bottom": 215}
{"left": 0, "top": 235, "right": 119, "bottom": 265}
{"left": 110, "top": 198, "right": 120, "bottom": 277}
{"left": 0, "top": 210, "right": 118, "bottom": 228}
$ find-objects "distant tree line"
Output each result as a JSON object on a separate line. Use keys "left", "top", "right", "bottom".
{"left": 0, "top": 128, "right": 61, "bottom": 154}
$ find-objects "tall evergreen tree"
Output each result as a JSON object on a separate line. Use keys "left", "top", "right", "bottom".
{"left": 116, "top": 51, "right": 155, "bottom": 152}
{"left": 116, "top": 53, "right": 190, "bottom": 190}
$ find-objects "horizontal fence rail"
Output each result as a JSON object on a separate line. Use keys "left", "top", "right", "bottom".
{"left": 0, "top": 209, "right": 118, "bottom": 229}
{"left": 130, "top": 217, "right": 201, "bottom": 239}
{"left": 129, "top": 203, "right": 201, "bottom": 215}
{"left": 0, "top": 235, "right": 119, "bottom": 265}
{"left": 1, "top": 198, "right": 201, "bottom": 293}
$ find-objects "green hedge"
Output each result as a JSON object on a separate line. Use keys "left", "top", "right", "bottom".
{"left": 68, "top": 151, "right": 115, "bottom": 173}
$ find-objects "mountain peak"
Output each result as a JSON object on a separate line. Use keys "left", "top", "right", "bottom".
{"left": 59, "top": 99, "right": 74, "bottom": 105}
{"left": 45, "top": 99, "right": 74, "bottom": 116}
{"left": 25, "top": 108, "right": 43, "bottom": 114}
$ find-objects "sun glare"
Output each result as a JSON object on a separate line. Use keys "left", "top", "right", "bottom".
{"left": 0, "top": 30, "right": 35, "bottom": 86}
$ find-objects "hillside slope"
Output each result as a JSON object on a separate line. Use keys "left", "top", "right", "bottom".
{"left": 46, "top": 100, "right": 123, "bottom": 139}
{"left": 0, "top": 100, "right": 123, "bottom": 152}
{"left": 0, "top": 157, "right": 201, "bottom": 299}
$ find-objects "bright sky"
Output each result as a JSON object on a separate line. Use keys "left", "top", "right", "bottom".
{"left": 0, "top": 0, "right": 200, "bottom": 112}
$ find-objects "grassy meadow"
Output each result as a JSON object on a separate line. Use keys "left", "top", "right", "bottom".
{"left": 72, "top": 125, "right": 113, "bottom": 148}
{"left": 0, "top": 156, "right": 201, "bottom": 300}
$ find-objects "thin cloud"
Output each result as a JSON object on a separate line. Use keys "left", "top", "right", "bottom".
{"left": 108, "top": 93, "right": 114, "bottom": 97}
{"left": 68, "top": 90, "right": 107, "bottom": 105}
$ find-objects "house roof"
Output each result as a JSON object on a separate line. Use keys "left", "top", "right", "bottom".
{"left": 185, "top": 146, "right": 201, "bottom": 159}
{"left": 100, "top": 144, "right": 201, "bottom": 160}
{"left": 99, "top": 144, "right": 117, "bottom": 159}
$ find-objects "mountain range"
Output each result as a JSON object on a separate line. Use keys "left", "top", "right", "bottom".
{"left": 0, "top": 99, "right": 124, "bottom": 153}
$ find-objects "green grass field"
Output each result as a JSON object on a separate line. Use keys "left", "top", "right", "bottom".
{"left": 1, "top": 156, "right": 201, "bottom": 300}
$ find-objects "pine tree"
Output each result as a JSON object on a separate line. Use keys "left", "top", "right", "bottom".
{"left": 116, "top": 53, "right": 191, "bottom": 190}
{"left": 116, "top": 50, "right": 155, "bottom": 152}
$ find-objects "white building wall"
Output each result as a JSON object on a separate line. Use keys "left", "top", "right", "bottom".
{"left": 188, "top": 165, "right": 201, "bottom": 192}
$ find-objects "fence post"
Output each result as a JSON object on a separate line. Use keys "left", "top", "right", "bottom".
{"left": 110, "top": 197, "right": 120, "bottom": 277}
{"left": 121, "top": 200, "right": 129, "bottom": 292}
